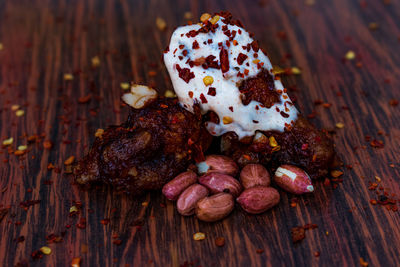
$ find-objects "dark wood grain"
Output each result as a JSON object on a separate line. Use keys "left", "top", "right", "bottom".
{"left": 1, "top": 0, "right": 400, "bottom": 266}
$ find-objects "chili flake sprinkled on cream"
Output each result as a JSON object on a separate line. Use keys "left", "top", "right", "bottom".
{"left": 164, "top": 13, "right": 298, "bottom": 138}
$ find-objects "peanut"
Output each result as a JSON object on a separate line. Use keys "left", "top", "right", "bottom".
{"left": 240, "top": 164, "right": 271, "bottom": 189}
{"left": 162, "top": 171, "right": 198, "bottom": 201}
{"left": 197, "top": 155, "right": 239, "bottom": 176}
{"left": 177, "top": 184, "right": 208, "bottom": 216}
{"left": 198, "top": 172, "right": 242, "bottom": 197}
{"left": 195, "top": 193, "right": 234, "bottom": 222}
{"left": 236, "top": 186, "right": 280, "bottom": 214}
{"left": 274, "top": 165, "right": 314, "bottom": 194}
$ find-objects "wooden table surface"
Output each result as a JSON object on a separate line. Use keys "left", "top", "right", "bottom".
{"left": 1, "top": 0, "right": 400, "bottom": 266}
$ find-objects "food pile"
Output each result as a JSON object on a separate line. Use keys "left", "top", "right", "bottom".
{"left": 163, "top": 154, "right": 314, "bottom": 222}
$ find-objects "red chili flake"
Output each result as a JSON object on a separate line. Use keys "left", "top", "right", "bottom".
{"left": 322, "top": 103, "right": 332, "bottom": 108}
{"left": 31, "top": 250, "right": 43, "bottom": 260}
{"left": 203, "top": 55, "right": 220, "bottom": 69}
{"left": 78, "top": 94, "right": 92, "bottom": 104}
{"left": 251, "top": 40, "right": 259, "bottom": 52}
{"left": 43, "top": 140, "right": 53, "bottom": 149}
{"left": 301, "top": 143, "right": 309, "bottom": 150}
{"left": 303, "top": 223, "right": 318, "bottom": 230}
{"left": 179, "top": 45, "right": 184, "bottom": 49}
{"left": 15, "top": 236, "right": 25, "bottom": 243}
{"left": 389, "top": 99, "right": 399, "bottom": 106}
{"left": 370, "top": 199, "right": 377, "bottom": 205}
{"left": 280, "top": 111, "right": 289, "bottom": 118}
{"left": 215, "top": 237, "right": 225, "bottom": 247}
{"left": 47, "top": 163, "right": 55, "bottom": 170}
{"left": 113, "top": 239, "right": 122, "bottom": 245}
{"left": 219, "top": 47, "right": 229, "bottom": 73}
{"left": 186, "top": 30, "right": 199, "bottom": 38}
{"left": 256, "top": 249, "right": 264, "bottom": 254}
{"left": 20, "top": 200, "right": 41, "bottom": 209}
{"left": 314, "top": 251, "right": 320, "bottom": 257}
{"left": 100, "top": 218, "right": 110, "bottom": 225}
{"left": 188, "top": 91, "right": 194, "bottom": 98}
{"left": 199, "top": 93, "right": 208, "bottom": 104}
{"left": 176, "top": 64, "right": 195, "bottom": 83}
{"left": 207, "top": 87, "right": 216, "bottom": 96}
{"left": 277, "top": 31, "right": 287, "bottom": 40}
{"left": 192, "top": 40, "right": 199, "bottom": 49}
{"left": 76, "top": 217, "right": 86, "bottom": 229}
{"left": 182, "top": 50, "right": 188, "bottom": 56}
{"left": 229, "top": 106, "right": 233, "bottom": 112}
{"left": 187, "top": 138, "right": 195, "bottom": 146}
{"left": 370, "top": 140, "right": 384, "bottom": 148}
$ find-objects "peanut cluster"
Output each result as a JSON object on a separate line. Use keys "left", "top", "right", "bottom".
{"left": 162, "top": 155, "right": 313, "bottom": 222}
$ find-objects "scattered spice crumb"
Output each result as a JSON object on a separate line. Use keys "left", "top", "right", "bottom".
{"left": 69, "top": 206, "right": 79, "bottom": 213}
{"left": 368, "top": 22, "right": 379, "bottom": 31}
{"left": 359, "top": 257, "right": 368, "bottom": 267}
{"left": 120, "top": 82, "right": 130, "bottom": 90}
{"left": 78, "top": 94, "right": 92, "bottom": 104}
{"left": 16, "top": 110, "right": 25, "bottom": 117}
{"left": 63, "top": 73, "right": 74, "bottom": 80}
{"left": 156, "top": 17, "right": 167, "bottom": 31}
{"left": 291, "top": 226, "right": 305, "bottom": 243}
{"left": 91, "top": 56, "right": 100, "bottom": 67}
{"left": 43, "top": 140, "right": 53, "bottom": 149}
{"left": 193, "top": 232, "right": 205, "bottom": 241}
{"left": 314, "top": 251, "right": 320, "bottom": 257}
{"left": 2, "top": 137, "right": 13, "bottom": 146}
{"left": 95, "top": 128, "right": 104, "bottom": 138}
{"left": 291, "top": 223, "right": 318, "bottom": 243}
{"left": 291, "top": 67, "right": 301, "bottom": 75}
{"left": 18, "top": 145, "right": 27, "bottom": 151}
{"left": 370, "top": 139, "right": 384, "bottom": 148}
{"left": 64, "top": 156, "right": 75, "bottom": 166}
{"left": 331, "top": 170, "right": 343, "bottom": 178}
{"left": 335, "top": 122, "right": 344, "bottom": 129}
{"left": 256, "top": 249, "right": 264, "bottom": 254}
{"left": 71, "top": 257, "right": 81, "bottom": 267}
{"left": 184, "top": 12, "right": 193, "bottom": 20}
{"left": 40, "top": 246, "right": 52, "bottom": 255}
{"left": 11, "top": 104, "right": 20, "bottom": 111}
{"left": 164, "top": 90, "right": 176, "bottom": 97}
{"left": 345, "top": 50, "right": 356, "bottom": 60}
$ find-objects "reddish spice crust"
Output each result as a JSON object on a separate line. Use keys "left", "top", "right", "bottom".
{"left": 221, "top": 115, "right": 338, "bottom": 179}
{"left": 73, "top": 97, "right": 212, "bottom": 195}
{"left": 239, "top": 69, "right": 281, "bottom": 108}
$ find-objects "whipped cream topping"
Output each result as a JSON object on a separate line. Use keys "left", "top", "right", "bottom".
{"left": 164, "top": 15, "right": 298, "bottom": 139}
